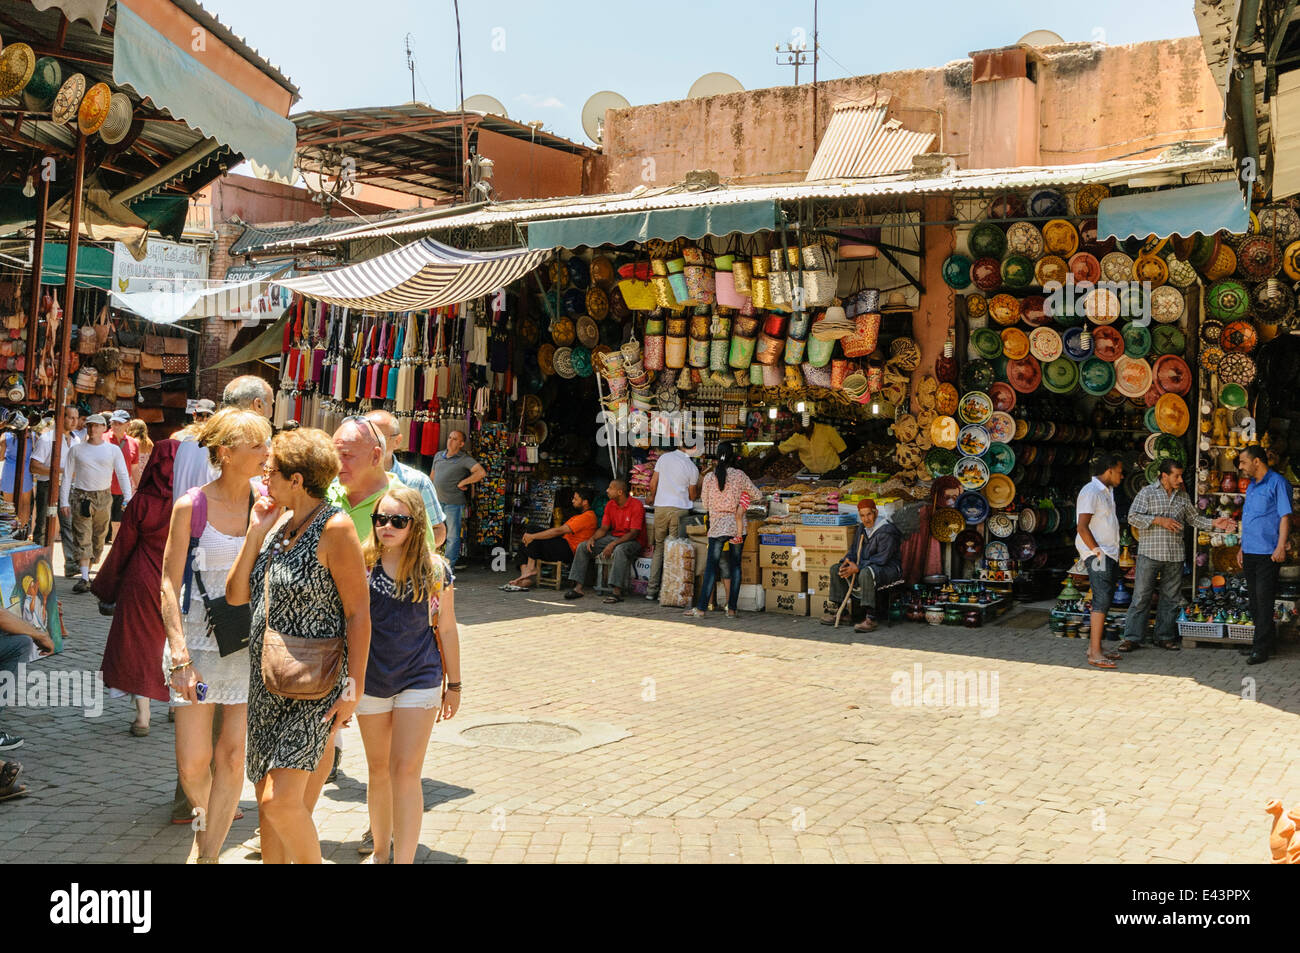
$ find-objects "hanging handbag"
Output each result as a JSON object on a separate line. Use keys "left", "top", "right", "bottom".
{"left": 119, "top": 347, "right": 141, "bottom": 365}
{"left": 260, "top": 544, "right": 344, "bottom": 700}
{"left": 77, "top": 323, "right": 98, "bottom": 355}
{"left": 162, "top": 354, "right": 190, "bottom": 374}
{"left": 164, "top": 336, "right": 188, "bottom": 355}
{"left": 144, "top": 334, "right": 166, "bottom": 355}
{"left": 184, "top": 489, "right": 254, "bottom": 657}
{"left": 140, "top": 352, "right": 163, "bottom": 371}
{"left": 75, "top": 365, "right": 98, "bottom": 393}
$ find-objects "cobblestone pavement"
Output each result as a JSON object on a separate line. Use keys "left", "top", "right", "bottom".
{"left": 0, "top": 554, "right": 1290, "bottom": 863}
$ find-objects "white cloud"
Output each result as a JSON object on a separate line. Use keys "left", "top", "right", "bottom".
{"left": 515, "top": 93, "right": 565, "bottom": 109}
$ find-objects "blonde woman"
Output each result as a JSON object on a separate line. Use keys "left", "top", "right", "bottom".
{"left": 126, "top": 419, "right": 154, "bottom": 492}
{"left": 159, "top": 408, "right": 271, "bottom": 863}
{"left": 357, "top": 485, "right": 461, "bottom": 863}
{"left": 225, "top": 427, "right": 370, "bottom": 865}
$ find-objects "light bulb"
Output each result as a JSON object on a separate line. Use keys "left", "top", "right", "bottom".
{"left": 795, "top": 401, "right": 806, "bottom": 413}
{"left": 801, "top": 412, "right": 810, "bottom": 426}
{"left": 768, "top": 406, "right": 778, "bottom": 420}
{"left": 22, "top": 175, "right": 35, "bottom": 199}
{"left": 871, "top": 402, "right": 881, "bottom": 416}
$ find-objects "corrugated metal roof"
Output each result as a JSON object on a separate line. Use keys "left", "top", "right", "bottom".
{"left": 260, "top": 145, "right": 1237, "bottom": 249}
{"left": 230, "top": 217, "right": 390, "bottom": 255}
{"left": 805, "top": 105, "right": 887, "bottom": 180}
{"left": 856, "top": 122, "right": 936, "bottom": 177}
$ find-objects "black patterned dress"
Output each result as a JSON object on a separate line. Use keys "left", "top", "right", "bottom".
{"left": 246, "top": 504, "right": 348, "bottom": 784}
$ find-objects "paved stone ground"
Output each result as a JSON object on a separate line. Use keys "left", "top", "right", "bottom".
{"left": 0, "top": 552, "right": 1292, "bottom": 863}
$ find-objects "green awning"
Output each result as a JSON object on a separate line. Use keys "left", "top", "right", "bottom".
{"left": 40, "top": 244, "right": 114, "bottom": 290}
{"left": 206, "top": 309, "right": 292, "bottom": 370}
{"left": 526, "top": 200, "right": 780, "bottom": 250}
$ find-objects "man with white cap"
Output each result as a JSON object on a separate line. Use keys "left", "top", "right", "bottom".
{"left": 60, "top": 413, "right": 131, "bottom": 593}
{"left": 104, "top": 410, "right": 139, "bottom": 544}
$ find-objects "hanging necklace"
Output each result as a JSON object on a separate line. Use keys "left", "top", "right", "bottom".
{"left": 272, "top": 501, "right": 325, "bottom": 555}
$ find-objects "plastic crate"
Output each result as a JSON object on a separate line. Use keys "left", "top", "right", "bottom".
{"left": 1177, "top": 620, "right": 1225, "bottom": 640}
{"left": 759, "top": 533, "right": 796, "bottom": 546}
{"left": 1226, "top": 623, "right": 1255, "bottom": 642}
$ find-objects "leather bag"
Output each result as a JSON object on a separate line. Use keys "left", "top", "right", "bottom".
{"left": 260, "top": 545, "right": 343, "bottom": 700}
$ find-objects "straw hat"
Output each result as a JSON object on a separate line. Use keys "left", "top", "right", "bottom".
{"left": 22, "top": 56, "right": 61, "bottom": 110}
{"left": 98, "top": 91, "right": 133, "bottom": 145}
{"left": 51, "top": 72, "right": 85, "bottom": 126}
{"left": 880, "top": 291, "right": 912, "bottom": 313}
{"left": 0, "top": 43, "right": 35, "bottom": 98}
{"left": 77, "top": 81, "right": 111, "bottom": 135}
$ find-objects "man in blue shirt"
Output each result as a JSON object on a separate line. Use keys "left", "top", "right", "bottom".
{"left": 1217, "top": 445, "right": 1292, "bottom": 664}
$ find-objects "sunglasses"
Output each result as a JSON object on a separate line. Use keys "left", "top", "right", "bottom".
{"left": 344, "top": 414, "right": 386, "bottom": 447}
{"left": 371, "top": 513, "right": 414, "bottom": 529}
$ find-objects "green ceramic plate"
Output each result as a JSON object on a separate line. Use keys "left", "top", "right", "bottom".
{"left": 969, "top": 222, "right": 1007, "bottom": 260}
{"left": 1150, "top": 325, "right": 1185, "bottom": 355}
{"left": 1122, "top": 322, "right": 1152, "bottom": 358}
{"left": 971, "top": 327, "right": 1003, "bottom": 360}
{"left": 1041, "top": 357, "right": 1079, "bottom": 394}
{"left": 1079, "top": 357, "right": 1115, "bottom": 395}
{"left": 987, "top": 442, "right": 1015, "bottom": 474}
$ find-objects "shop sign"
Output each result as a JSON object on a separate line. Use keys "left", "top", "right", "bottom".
{"left": 113, "top": 238, "right": 209, "bottom": 295}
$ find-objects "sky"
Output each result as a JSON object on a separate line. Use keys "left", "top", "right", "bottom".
{"left": 208, "top": 0, "right": 1203, "bottom": 146}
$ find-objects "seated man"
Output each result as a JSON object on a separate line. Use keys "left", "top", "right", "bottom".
{"left": 504, "top": 486, "right": 599, "bottom": 590}
{"left": 821, "top": 498, "right": 902, "bottom": 633}
{"left": 0, "top": 603, "right": 56, "bottom": 801}
{"left": 565, "top": 479, "right": 645, "bottom": 604}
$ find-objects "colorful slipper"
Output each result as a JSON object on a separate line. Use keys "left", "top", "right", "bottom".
{"left": 1087, "top": 656, "right": 1117, "bottom": 669}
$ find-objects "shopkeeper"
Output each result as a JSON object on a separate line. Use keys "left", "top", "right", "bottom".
{"left": 778, "top": 420, "right": 847, "bottom": 474}
{"left": 1223, "top": 445, "right": 1293, "bottom": 665}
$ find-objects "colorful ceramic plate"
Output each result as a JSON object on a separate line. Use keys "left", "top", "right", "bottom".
{"left": 986, "top": 411, "right": 1016, "bottom": 443}
{"left": 1237, "top": 236, "right": 1282, "bottom": 281}
{"left": 965, "top": 293, "right": 989, "bottom": 319}
{"left": 955, "top": 455, "right": 990, "bottom": 491}
{"left": 52, "top": 72, "right": 86, "bottom": 126}
{"left": 1028, "top": 326, "right": 1062, "bottom": 362}
{"left": 1005, "top": 221, "right": 1044, "bottom": 259}
{"left": 1119, "top": 284, "right": 1147, "bottom": 324}
{"left": 989, "top": 193, "right": 1027, "bottom": 220}
{"left": 987, "top": 293, "right": 1020, "bottom": 327}
{"left": 1079, "top": 357, "right": 1116, "bottom": 396}
{"left": 930, "top": 506, "right": 965, "bottom": 542}
{"left": 986, "top": 442, "right": 1015, "bottom": 474}
{"left": 960, "top": 361, "right": 996, "bottom": 393}
{"left": 1149, "top": 285, "right": 1185, "bottom": 324}
{"left": 1155, "top": 393, "right": 1189, "bottom": 437}
{"left": 1041, "top": 219, "right": 1079, "bottom": 258}
{"left": 1001, "top": 254, "right": 1035, "bottom": 289}
{"left": 1029, "top": 188, "right": 1069, "bottom": 218}
{"left": 1062, "top": 326, "right": 1093, "bottom": 361}
{"left": 1152, "top": 355, "right": 1191, "bottom": 396}
{"left": 971, "top": 327, "right": 1003, "bottom": 360}
{"left": 1034, "top": 255, "right": 1069, "bottom": 287}
{"left": 985, "top": 474, "right": 1016, "bottom": 510}
{"left": 77, "top": 82, "right": 111, "bottom": 136}
{"left": 0, "top": 43, "right": 36, "bottom": 99}
{"left": 1122, "top": 323, "right": 1151, "bottom": 358}
{"left": 958, "top": 424, "right": 991, "bottom": 457}
{"left": 1075, "top": 183, "right": 1110, "bottom": 216}
{"left": 1201, "top": 319, "right": 1225, "bottom": 346}
{"left": 942, "top": 254, "right": 973, "bottom": 290}
{"left": 987, "top": 514, "right": 1015, "bottom": 539}
{"left": 1114, "top": 355, "right": 1154, "bottom": 398}
{"left": 1207, "top": 280, "right": 1250, "bottom": 321}
{"left": 1042, "top": 357, "right": 1079, "bottom": 394}
{"left": 1221, "top": 320, "right": 1257, "bottom": 352}
{"left": 1200, "top": 344, "right": 1225, "bottom": 372}
{"left": 968, "top": 222, "right": 1007, "bottom": 260}
{"left": 1219, "top": 383, "right": 1248, "bottom": 409}
{"left": 956, "top": 490, "right": 991, "bottom": 525}
{"left": 1100, "top": 251, "right": 1135, "bottom": 284}
{"left": 988, "top": 383, "right": 1016, "bottom": 413}
{"left": 1006, "top": 357, "right": 1041, "bottom": 394}
{"left": 1253, "top": 278, "right": 1295, "bottom": 325}
{"left": 1091, "top": 325, "right": 1124, "bottom": 362}
{"left": 1133, "top": 254, "right": 1169, "bottom": 286}
{"left": 1080, "top": 287, "right": 1121, "bottom": 324}
{"left": 1218, "top": 352, "right": 1256, "bottom": 386}
{"left": 1068, "top": 252, "right": 1101, "bottom": 284}
{"left": 1150, "top": 325, "right": 1185, "bottom": 356}
{"left": 1001, "top": 327, "right": 1030, "bottom": 361}
{"left": 958, "top": 391, "right": 994, "bottom": 425}
{"left": 936, "top": 382, "right": 960, "bottom": 416}
{"left": 971, "top": 257, "right": 1003, "bottom": 292}
{"left": 1019, "top": 293, "right": 1050, "bottom": 327}
{"left": 926, "top": 448, "right": 959, "bottom": 478}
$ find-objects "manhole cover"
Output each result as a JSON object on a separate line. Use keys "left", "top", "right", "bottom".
{"left": 461, "top": 721, "right": 582, "bottom": 748}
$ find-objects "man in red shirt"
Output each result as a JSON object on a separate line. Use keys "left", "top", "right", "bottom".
{"left": 565, "top": 479, "right": 645, "bottom": 604}
{"left": 104, "top": 410, "right": 139, "bottom": 544}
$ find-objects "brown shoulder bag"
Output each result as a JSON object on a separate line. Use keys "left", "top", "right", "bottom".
{"left": 260, "top": 550, "right": 345, "bottom": 700}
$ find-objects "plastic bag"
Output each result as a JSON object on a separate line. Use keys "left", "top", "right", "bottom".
{"left": 658, "top": 537, "right": 695, "bottom": 608}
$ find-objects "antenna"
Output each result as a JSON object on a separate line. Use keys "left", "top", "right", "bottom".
{"left": 404, "top": 33, "right": 415, "bottom": 103}
{"left": 461, "top": 94, "right": 509, "bottom": 118}
{"left": 687, "top": 72, "right": 745, "bottom": 99}
{"left": 581, "top": 90, "right": 631, "bottom": 145}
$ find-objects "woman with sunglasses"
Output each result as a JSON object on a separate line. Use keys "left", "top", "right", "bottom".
{"left": 357, "top": 485, "right": 461, "bottom": 864}
{"left": 225, "top": 426, "right": 371, "bottom": 864}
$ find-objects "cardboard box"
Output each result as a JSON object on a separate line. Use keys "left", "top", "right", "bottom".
{"left": 796, "top": 525, "right": 855, "bottom": 552}
{"left": 759, "top": 545, "right": 794, "bottom": 569}
{"left": 799, "top": 548, "right": 841, "bottom": 571}
{"left": 689, "top": 540, "right": 709, "bottom": 578}
{"left": 813, "top": 595, "right": 838, "bottom": 617}
{"left": 762, "top": 568, "right": 807, "bottom": 592}
{"left": 743, "top": 529, "right": 760, "bottom": 553}
{"left": 810, "top": 569, "right": 834, "bottom": 594}
{"left": 741, "top": 554, "right": 759, "bottom": 586}
{"left": 766, "top": 590, "right": 810, "bottom": 616}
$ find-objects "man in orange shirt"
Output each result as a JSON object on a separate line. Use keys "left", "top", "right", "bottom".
{"left": 503, "top": 486, "right": 598, "bottom": 591}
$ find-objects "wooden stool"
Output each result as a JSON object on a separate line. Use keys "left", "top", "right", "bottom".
{"left": 593, "top": 556, "right": 614, "bottom": 595}
{"left": 536, "top": 561, "right": 565, "bottom": 591}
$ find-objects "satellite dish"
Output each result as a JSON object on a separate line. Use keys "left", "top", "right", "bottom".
{"left": 1017, "top": 29, "right": 1066, "bottom": 47}
{"left": 581, "top": 90, "right": 631, "bottom": 144}
{"left": 461, "top": 94, "right": 509, "bottom": 118}
{"left": 688, "top": 72, "right": 745, "bottom": 99}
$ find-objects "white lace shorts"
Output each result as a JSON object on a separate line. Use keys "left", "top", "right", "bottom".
{"left": 355, "top": 686, "right": 442, "bottom": 715}
{"left": 163, "top": 642, "right": 250, "bottom": 706}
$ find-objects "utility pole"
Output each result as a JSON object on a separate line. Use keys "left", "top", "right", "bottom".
{"left": 812, "top": 0, "right": 819, "bottom": 146}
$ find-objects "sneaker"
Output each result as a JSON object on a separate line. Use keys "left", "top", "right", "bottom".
{"left": 358, "top": 829, "right": 375, "bottom": 855}
{"left": 645, "top": 592, "right": 658, "bottom": 601}
{"left": 453, "top": 560, "right": 469, "bottom": 572}
{"left": 326, "top": 745, "right": 342, "bottom": 784}
{"left": 71, "top": 579, "right": 91, "bottom": 594}
{"left": 0, "top": 731, "right": 23, "bottom": 752}
{"left": 242, "top": 829, "right": 262, "bottom": 854}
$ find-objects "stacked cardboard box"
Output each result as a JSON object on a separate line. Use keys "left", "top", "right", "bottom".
{"left": 798, "top": 525, "right": 853, "bottom": 619}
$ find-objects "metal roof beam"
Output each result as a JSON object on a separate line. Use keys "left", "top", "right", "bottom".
{"left": 296, "top": 117, "right": 480, "bottom": 148}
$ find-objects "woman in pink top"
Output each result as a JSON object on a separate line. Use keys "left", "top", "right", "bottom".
{"left": 685, "top": 442, "right": 757, "bottom": 619}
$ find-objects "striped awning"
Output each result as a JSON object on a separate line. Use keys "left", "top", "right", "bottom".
{"left": 273, "top": 237, "right": 551, "bottom": 310}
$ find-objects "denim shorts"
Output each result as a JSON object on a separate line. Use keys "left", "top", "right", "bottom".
{"left": 355, "top": 686, "right": 442, "bottom": 715}
{"left": 1087, "top": 554, "right": 1119, "bottom": 614}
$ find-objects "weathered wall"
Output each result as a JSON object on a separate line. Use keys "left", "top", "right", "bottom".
{"left": 600, "top": 36, "right": 1224, "bottom": 190}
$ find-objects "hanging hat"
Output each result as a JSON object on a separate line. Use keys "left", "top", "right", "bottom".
{"left": 0, "top": 42, "right": 36, "bottom": 98}
{"left": 51, "top": 71, "right": 85, "bottom": 126}
{"left": 22, "top": 55, "right": 61, "bottom": 110}
{"left": 880, "top": 291, "right": 912, "bottom": 313}
{"left": 1155, "top": 393, "right": 1189, "bottom": 437}
{"left": 98, "top": 91, "right": 133, "bottom": 145}
{"left": 77, "top": 81, "right": 111, "bottom": 135}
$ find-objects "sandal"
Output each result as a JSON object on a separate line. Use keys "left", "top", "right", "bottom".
{"left": 1087, "top": 656, "right": 1117, "bottom": 669}
{"left": 1103, "top": 650, "right": 1122, "bottom": 660}
{"left": 1116, "top": 639, "right": 1140, "bottom": 652}
{"left": 1156, "top": 639, "right": 1181, "bottom": 651}
{"left": 0, "top": 782, "right": 27, "bottom": 802}
{"left": 602, "top": 595, "right": 624, "bottom": 604}
{"left": 683, "top": 608, "right": 706, "bottom": 618}
{"left": 0, "top": 760, "right": 21, "bottom": 790}
{"left": 129, "top": 723, "right": 149, "bottom": 737}
{"left": 564, "top": 589, "right": 584, "bottom": 600}
{"left": 500, "top": 585, "right": 530, "bottom": 593}
{"left": 725, "top": 609, "right": 738, "bottom": 619}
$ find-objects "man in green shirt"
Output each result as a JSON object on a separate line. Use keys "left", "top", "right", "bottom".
{"left": 326, "top": 416, "right": 435, "bottom": 548}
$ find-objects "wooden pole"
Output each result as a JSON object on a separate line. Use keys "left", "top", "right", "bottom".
{"left": 45, "top": 133, "right": 85, "bottom": 550}
{"left": 17, "top": 160, "right": 50, "bottom": 538}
